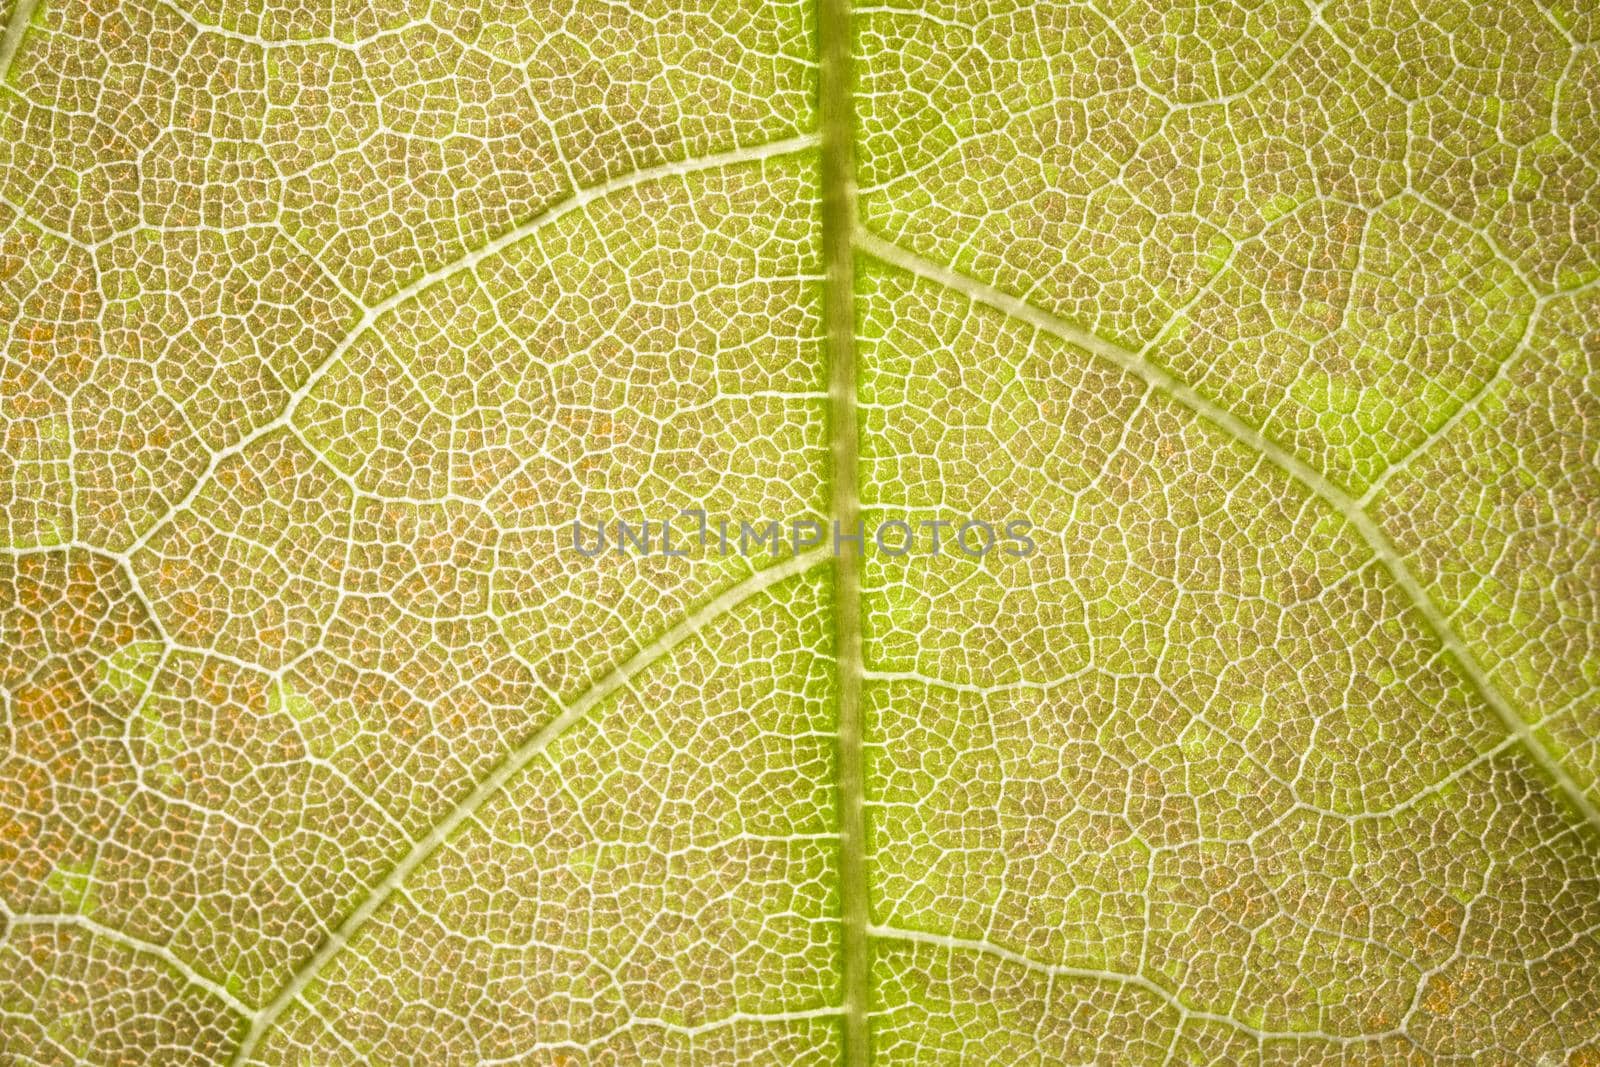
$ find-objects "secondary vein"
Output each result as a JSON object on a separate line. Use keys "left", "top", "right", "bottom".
{"left": 857, "top": 229, "right": 1600, "bottom": 838}
{"left": 226, "top": 549, "right": 828, "bottom": 1064}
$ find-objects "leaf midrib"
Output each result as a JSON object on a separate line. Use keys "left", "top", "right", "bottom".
{"left": 818, "top": 0, "right": 869, "bottom": 1059}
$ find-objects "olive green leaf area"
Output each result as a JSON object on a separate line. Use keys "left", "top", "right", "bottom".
{"left": 1, "top": 0, "right": 1597, "bottom": 1062}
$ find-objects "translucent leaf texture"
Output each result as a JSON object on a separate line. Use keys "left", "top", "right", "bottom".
{"left": 1, "top": 0, "right": 1597, "bottom": 1063}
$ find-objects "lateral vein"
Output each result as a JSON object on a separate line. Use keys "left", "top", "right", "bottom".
{"left": 227, "top": 549, "right": 829, "bottom": 1064}
{"left": 855, "top": 228, "right": 1600, "bottom": 836}
{"left": 0, "top": 0, "right": 40, "bottom": 86}
{"left": 124, "top": 132, "right": 822, "bottom": 558}
{"left": 3, "top": 910, "right": 252, "bottom": 1018}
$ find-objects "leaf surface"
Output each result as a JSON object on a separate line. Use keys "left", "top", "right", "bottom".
{"left": 2, "top": 0, "right": 1598, "bottom": 1063}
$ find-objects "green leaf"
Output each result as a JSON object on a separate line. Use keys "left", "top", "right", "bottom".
{"left": 2, "top": 0, "right": 1597, "bottom": 1063}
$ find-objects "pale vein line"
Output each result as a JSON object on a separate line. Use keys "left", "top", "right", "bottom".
{"left": 227, "top": 548, "right": 829, "bottom": 1065}
{"left": 480, "top": 1005, "right": 848, "bottom": 1062}
{"left": 0, "top": 0, "right": 41, "bottom": 85}
{"left": 153, "top": 0, "right": 436, "bottom": 51}
{"left": 855, "top": 228, "right": 1600, "bottom": 836}
{"left": 124, "top": 132, "right": 821, "bottom": 558}
{"left": 3, "top": 910, "right": 251, "bottom": 1017}
{"left": 1356, "top": 300, "right": 1544, "bottom": 507}
{"left": 862, "top": 667, "right": 1094, "bottom": 694}
{"left": 600, "top": 1005, "right": 848, "bottom": 1039}
{"left": 868, "top": 924, "right": 1396, "bottom": 1044}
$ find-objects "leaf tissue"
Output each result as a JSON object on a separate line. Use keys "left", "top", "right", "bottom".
{"left": 1, "top": 0, "right": 1598, "bottom": 1062}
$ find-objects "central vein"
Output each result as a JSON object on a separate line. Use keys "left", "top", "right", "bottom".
{"left": 818, "top": 0, "right": 869, "bottom": 1060}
